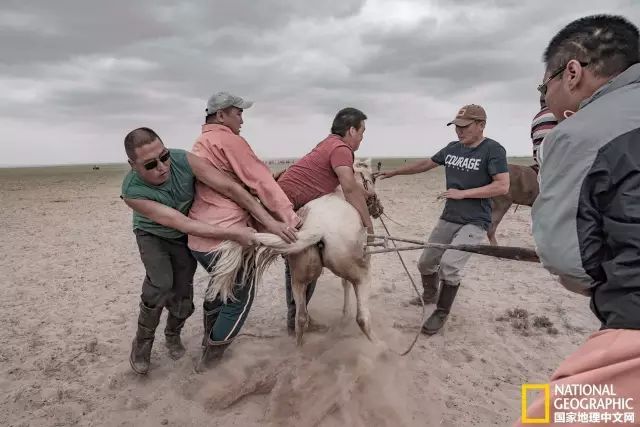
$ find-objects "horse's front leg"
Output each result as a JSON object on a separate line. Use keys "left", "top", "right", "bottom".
{"left": 352, "top": 269, "right": 378, "bottom": 343}
{"left": 341, "top": 278, "right": 352, "bottom": 321}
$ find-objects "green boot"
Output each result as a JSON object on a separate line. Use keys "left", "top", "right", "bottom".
{"left": 422, "top": 281, "right": 459, "bottom": 335}
{"left": 129, "top": 302, "right": 163, "bottom": 374}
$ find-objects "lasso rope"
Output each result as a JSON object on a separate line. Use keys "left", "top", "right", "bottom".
{"left": 377, "top": 215, "right": 427, "bottom": 357}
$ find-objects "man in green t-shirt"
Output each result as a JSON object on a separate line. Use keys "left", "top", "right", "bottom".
{"left": 121, "top": 127, "right": 298, "bottom": 375}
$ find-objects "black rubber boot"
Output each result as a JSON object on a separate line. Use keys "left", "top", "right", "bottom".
{"left": 422, "top": 281, "right": 459, "bottom": 335}
{"left": 129, "top": 302, "right": 163, "bottom": 374}
{"left": 409, "top": 273, "right": 439, "bottom": 305}
{"left": 195, "top": 338, "right": 232, "bottom": 373}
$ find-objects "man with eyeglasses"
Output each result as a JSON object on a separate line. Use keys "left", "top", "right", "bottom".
{"left": 517, "top": 14, "right": 640, "bottom": 425}
{"left": 377, "top": 105, "right": 509, "bottom": 334}
{"left": 121, "top": 127, "right": 297, "bottom": 375}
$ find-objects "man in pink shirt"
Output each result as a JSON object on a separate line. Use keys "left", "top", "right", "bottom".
{"left": 188, "top": 92, "right": 301, "bottom": 370}
{"left": 277, "top": 107, "right": 373, "bottom": 334}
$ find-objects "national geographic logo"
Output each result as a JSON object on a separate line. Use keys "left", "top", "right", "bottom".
{"left": 521, "top": 383, "right": 635, "bottom": 424}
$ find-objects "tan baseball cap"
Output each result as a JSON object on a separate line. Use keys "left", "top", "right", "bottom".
{"left": 446, "top": 104, "right": 487, "bottom": 126}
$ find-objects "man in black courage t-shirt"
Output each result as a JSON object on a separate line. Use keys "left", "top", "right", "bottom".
{"left": 377, "top": 104, "right": 509, "bottom": 334}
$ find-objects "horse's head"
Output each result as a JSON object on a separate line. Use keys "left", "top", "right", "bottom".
{"left": 353, "top": 158, "right": 375, "bottom": 193}
{"left": 353, "top": 158, "right": 383, "bottom": 219}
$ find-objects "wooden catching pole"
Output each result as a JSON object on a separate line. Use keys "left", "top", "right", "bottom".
{"left": 367, "top": 234, "right": 540, "bottom": 263}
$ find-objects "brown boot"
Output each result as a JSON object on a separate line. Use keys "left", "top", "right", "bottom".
{"left": 164, "top": 314, "right": 187, "bottom": 360}
{"left": 129, "top": 302, "right": 163, "bottom": 374}
{"left": 195, "top": 339, "right": 231, "bottom": 373}
{"left": 409, "top": 273, "right": 439, "bottom": 305}
{"left": 422, "top": 281, "right": 459, "bottom": 335}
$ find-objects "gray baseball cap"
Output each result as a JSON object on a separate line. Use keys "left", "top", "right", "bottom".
{"left": 205, "top": 91, "right": 253, "bottom": 115}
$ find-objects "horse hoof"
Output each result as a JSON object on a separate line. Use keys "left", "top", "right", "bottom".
{"left": 307, "top": 318, "right": 329, "bottom": 333}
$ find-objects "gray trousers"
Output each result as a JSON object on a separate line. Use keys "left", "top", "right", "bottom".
{"left": 417, "top": 219, "right": 486, "bottom": 285}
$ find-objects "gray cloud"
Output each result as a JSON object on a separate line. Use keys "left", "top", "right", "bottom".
{"left": 1, "top": 0, "right": 639, "bottom": 165}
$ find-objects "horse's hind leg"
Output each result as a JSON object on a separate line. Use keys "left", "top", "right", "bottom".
{"left": 351, "top": 270, "right": 378, "bottom": 343}
{"left": 289, "top": 247, "right": 322, "bottom": 347}
{"left": 341, "top": 279, "right": 352, "bottom": 321}
{"left": 291, "top": 277, "right": 308, "bottom": 347}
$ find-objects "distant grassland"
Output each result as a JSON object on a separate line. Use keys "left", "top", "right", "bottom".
{"left": 0, "top": 156, "right": 533, "bottom": 176}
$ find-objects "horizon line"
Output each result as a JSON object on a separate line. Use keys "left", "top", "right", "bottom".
{"left": 0, "top": 154, "right": 533, "bottom": 169}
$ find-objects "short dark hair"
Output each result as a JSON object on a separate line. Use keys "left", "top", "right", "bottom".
{"left": 124, "top": 127, "right": 162, "bottom": 160}
{"left": 544, "top": 14, "right": 639, "bottom": 78}
{"left": 331, "top": 107, "right": 367, "bottom": 137}
{"left": 205, "top": 106, "right": 236, "bottom": 124}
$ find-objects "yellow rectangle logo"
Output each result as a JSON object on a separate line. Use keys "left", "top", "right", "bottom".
{"left": 522, "top": 384, "right": 550, "bottom": 423}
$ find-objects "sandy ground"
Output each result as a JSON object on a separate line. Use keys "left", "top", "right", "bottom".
{"left": 0, "top": 164, "right": 600, "bottom": 427}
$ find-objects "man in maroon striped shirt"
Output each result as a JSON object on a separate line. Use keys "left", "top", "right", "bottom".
{"left": 530, "top": 94, "right": 558, "bottom": 172}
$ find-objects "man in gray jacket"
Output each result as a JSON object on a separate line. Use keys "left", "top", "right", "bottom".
{"left": 518, "top": 14, "right": 640, "bottom": 425}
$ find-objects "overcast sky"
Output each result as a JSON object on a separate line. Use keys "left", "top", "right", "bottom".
{"left": 1, "top": 1, "right": 638, "bottom": 166}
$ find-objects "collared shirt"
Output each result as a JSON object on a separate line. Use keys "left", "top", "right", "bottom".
{"left": 277, "top": 134, "right": 354, "bottom": 209}
{"left": 188, "top": 124, "right": 299, "bottom": 252}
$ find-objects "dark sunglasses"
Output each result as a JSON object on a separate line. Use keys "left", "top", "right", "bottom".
{"left": 537, "top": 61, "right": 589, "bottom": 95}
{"left": 143, "top": 150, "right": 171, "bottom": 170}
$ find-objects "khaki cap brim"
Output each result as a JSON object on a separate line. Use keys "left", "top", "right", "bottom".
{"left": 446, "top": 118, "right": 474, "bottom": 127}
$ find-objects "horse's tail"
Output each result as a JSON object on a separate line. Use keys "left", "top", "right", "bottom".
{"left": 203, "top": 242, "right": 246, "bottom": 303}
{"left": 253, "top": 229, "right": 324, "bottom": 253}
{"left": 205, "top": 229, "right": 324, "bottom": 304}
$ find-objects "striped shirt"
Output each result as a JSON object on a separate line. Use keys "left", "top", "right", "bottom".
{"left": 531, "top": 107, "right": 557, "bottom": 166}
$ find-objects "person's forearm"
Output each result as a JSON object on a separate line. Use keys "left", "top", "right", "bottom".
{"left": 190, "top": 155, "right": 286, "bottom": 229}
{"left": 343, "top": 187, "right": 373, "bottom": 231}
{"left": 227, "top": 146, "right": 300, "bottom": 227}
{"left": 392, "top": 159, "right": 434, "bottom": 176}
{"left": 162, "top": 214, "right": 236, "bottom": 239}
{"left": 462, "top": 181, "right": 509, "bottom": 198}
{"left": 223, "top": 183, "right": 282, "bottom": 228}
{"left": 185, "top": 221, "right": 237, "bottom": 239}
{"left": 270, "top": 203, "right": 301, "bottom": 228}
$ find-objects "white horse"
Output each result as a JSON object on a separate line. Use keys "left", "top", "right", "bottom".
{"left": 205, "top": 159, "right": 381, "bottom": 346}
